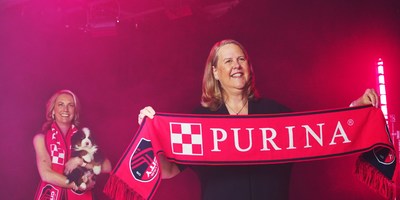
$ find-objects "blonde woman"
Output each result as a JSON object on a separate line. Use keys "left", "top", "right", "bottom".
{"left": 34, "top": 90, "right": 112, "bottom": 200}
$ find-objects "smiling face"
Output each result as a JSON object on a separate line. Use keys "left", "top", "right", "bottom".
{"left": 52, "top": 93, "right": 76, "bottom": 127}
{"left": 213, "top": 43, "right": 250, "bottom": 95}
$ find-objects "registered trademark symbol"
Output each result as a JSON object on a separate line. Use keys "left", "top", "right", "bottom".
{"left": 347, "top": 119, "right": 354, "bottom": 126}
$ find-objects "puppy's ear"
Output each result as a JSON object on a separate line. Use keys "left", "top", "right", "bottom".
{"left": 82, "top": 127, "right": 90, "bottom": 138}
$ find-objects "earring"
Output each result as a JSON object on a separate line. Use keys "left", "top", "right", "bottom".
{"left": 52, "top": 111, "right": 55, "bottom": 120}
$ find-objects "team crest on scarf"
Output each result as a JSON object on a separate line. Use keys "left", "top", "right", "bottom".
{"left": 375, "top": 125, "right": 396, "bottom": 165}
{"left": 37, "top": 184, "right": 59, "bottom": 200}
{"left": 170, "top": 122, "right": 203, "bottom": 155}
{"left": 129, "top": 138, "right": 159, "bottom": 182}
{"left": 373, "top": 147, "right": 396, "bottom": 165}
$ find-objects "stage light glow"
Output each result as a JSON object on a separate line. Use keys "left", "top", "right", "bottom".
{"left": 378, "top": 75, "right": 385, "bottom": 84}
{"left": 381, "top": 105, "right": 388, "bottom": 116}
{"left": 378, "top": 66, "right": 384, "bottom": 74}
{"left": 379, "top": 85, "right": 386, "bottom": 94}
{"left": 380, "top": 94, "right": 387, "bottom": 104}
{"left": 376, "top": 58, "right": 389, "bottom": 124}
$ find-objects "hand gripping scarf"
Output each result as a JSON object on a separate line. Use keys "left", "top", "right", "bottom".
{"left": 104, "top": 106, "right": 397, "bottom": 200}
{"left": 35, "top": 122, "right": 93, "bottom": 200}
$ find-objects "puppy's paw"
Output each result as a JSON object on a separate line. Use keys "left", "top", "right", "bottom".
{"left": 93, "top": 165, "right": 101, "bottom": 175}
{"left": 79, "top": 182, "right": 87, "bottom": 190}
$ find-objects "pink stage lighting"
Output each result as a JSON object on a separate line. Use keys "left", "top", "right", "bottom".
{"left": 376, "top": 58, "right": 389, "bottom": 124}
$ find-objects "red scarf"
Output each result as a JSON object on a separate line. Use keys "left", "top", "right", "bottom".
{"left": 104, "top": 106, "right": 396, "bottom": 200}
{"left": 35, "top": 123, "right": 93, "bottom": 200}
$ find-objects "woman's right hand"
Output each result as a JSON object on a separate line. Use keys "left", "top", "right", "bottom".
{"left": 64, "top": 157, "right": 83, "bottom": 175}
{"left": 137, "top": 106, "right": 181, "bottom": 179}
{"left": 138, "top": 106, "right": 156, "bottom": 125}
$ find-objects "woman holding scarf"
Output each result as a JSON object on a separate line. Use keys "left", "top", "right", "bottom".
{"left": 33, "top": 90, "right": 112, "bottom": 200}
{"left": 138, "top": 39, "right": 379, "bottom": 200}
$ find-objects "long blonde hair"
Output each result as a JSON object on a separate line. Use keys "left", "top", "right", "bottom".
{"left": 200, "top": 39, "right": 259, "bottom": 110}
{"left": 42, "top": 90, "right": 80, "bottom": 131}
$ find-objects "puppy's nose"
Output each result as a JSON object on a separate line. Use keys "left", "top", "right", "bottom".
{"left": 86, "top": 142, "right": 90, "bottom": 146}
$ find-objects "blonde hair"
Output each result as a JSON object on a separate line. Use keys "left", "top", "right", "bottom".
{"left": 42, "top": 89, "right": 80, "bottom": 131}
{"left": 200, "top": 39, "right": 259, "bottom": 110}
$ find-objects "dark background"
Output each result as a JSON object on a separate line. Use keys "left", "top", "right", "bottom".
{"left": 1, "top": 0, "right": 399, "bottom": 199}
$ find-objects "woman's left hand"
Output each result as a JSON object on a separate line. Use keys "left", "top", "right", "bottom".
{"left": 350, "top": 88, "right": 379, "bottom": 108}
{"left": 64, "top": 157, "right": 83, "bottom": 174}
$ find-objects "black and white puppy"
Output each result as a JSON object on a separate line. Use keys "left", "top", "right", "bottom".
{"left": 66, "top": 127, "right": 104, "bottom": 190}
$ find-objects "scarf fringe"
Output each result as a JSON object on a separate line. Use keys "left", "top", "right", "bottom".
{"left": 355, "top": 157, "right": 395, "bottom": 200}
{"left": 103, "top": 175, "right": 146, "bottom": 200}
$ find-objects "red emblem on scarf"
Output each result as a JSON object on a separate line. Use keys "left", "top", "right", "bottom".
{"left": 130, "top": 138, "right": 159, "bottom": 182}
{"left": 38, "top": 184, "right": 59, "bottom": 200}
{"left": 373, "top": 147, "right": 396, "bottom": 165}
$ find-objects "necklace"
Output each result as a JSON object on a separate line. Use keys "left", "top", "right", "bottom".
{"left": 225, "top": 99, "right": 248, "bottom": 115}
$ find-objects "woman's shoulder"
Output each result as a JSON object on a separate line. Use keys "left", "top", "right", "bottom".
{"left": 33, "top": 132, "right": 45, "bottom": 143}
{"left": 33, "top": 133, "right": 46, "bottom": 150}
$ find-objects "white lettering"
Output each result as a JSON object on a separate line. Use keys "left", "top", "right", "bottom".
{"left": 51, "top": 191, "right": 55, "bottom": 200}
{"left": 136, "top": 171, "right": 141, "bottom": 176}
{"left": 329, "top": 121, "right": 351, "bottom": 145}
{"left": 210, "top": 128, "right": 227, "bottom": 152}
{"left": 232, "top": 128, "right": 253, "bottom": 152}
{"left": 260, "top": 128, "right": 282, "bottom": 151}
{"left": 303, "top": 123, "right": 324, "bottom": 148}
{"left": 207, "top": 121, "right": 351, "bottom": 152}
{"left": 286, "top": 126, "right": 296, "bottom": 149}
{"left": 145, "top": 159, "right": 158, "bottom": 178}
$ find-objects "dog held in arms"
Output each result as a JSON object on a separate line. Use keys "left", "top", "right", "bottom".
{"left": 65, "top": 127, "right": 105, "bottom": 190}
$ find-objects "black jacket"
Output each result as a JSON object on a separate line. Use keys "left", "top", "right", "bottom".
{"left": 190, "top": 98, "right": 293, "bottom": 200}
